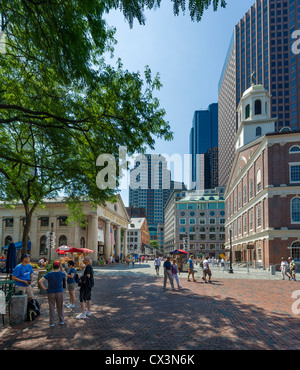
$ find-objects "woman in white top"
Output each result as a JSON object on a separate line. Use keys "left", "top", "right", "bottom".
{"left": 280, "top": 258, "right": 289, "bottom": 280}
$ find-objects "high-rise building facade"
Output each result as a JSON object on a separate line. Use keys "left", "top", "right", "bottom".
{"left": 218, "top": 0, "right": 300, "bottom": 187}
{"left": 190, "top": 103, "right": 218, "bottom": 190}
{"left": 129, "top": 154, "right": 186, "bottom": 243}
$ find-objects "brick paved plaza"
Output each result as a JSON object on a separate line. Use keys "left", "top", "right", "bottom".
{"left": 1, "top": 264, "right": 300, "bottom": 351}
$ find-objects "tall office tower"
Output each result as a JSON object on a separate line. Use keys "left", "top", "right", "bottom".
{"left": 129, "top": 154, "right": 186, "bottom": 241}
{"left": 189, "top": 103, "right": 218, "bottom": 190}
{"left": 218, "top": 0, "right": 300, "bottom": 187}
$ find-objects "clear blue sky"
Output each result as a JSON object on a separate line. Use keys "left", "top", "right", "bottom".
{"left": 104, "top": 0, "right": 256, "bottom": 206}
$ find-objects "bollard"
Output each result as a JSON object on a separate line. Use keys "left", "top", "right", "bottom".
{"left": 270, "top": 265, "right": 276, "bottom": 275}
{"left": 10, "top": 294, "right": 28, "bottom": 324}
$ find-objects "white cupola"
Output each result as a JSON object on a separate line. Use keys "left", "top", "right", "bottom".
{"left": 235, "top": 83, "right": 276, "bottom": 151}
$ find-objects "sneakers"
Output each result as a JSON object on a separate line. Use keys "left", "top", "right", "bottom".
{"left": 76, "top": 313, "right": 87, "bottom": 319}
{"left": 85, "top": 310, "right": 92, "bottom": 316}
{"left": 65, "top": 303, "right": 75, "bottom": 308}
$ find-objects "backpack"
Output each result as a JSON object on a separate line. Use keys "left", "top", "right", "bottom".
{"left": 27, "top": 299, "right": 40, "bottom": 322}
{"left": 74, "top": 273, "right": 79, "bottom": 283}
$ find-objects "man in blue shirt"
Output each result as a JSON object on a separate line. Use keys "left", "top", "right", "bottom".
{"left": 12, "top": 254, "right": 35, "bottom": 300}
{"left": 187, "top": 255, "right": 196, "bottom": 282}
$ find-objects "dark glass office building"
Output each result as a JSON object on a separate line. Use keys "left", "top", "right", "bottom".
{"left": 190, "top": 103, "right": 219, "bottom": 190}
{"left": 218, "top": 0, "right": 300, "bottom": 187}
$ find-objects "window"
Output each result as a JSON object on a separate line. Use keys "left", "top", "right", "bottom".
{"left": 290, "top": 146, "right": 300, "bottom": 153}
{"left": 290, "top": 241, "right": 300, "bottom": 260}
{"left": 4, "top": 235, "right": 12, "bottom": 246}
{"left": 39, "top": 235, "right": 47, "bottom": 255}
{"left": 291, "top": 198, "right": 300, "bottom": 223}
{"left": 257, "top": 169, "right": 262, "bottom": 192}
{"left": 209, "top": 218, "right": 216, "bottom": 224}
{"left": 58, "top": 235, "right": 68, "bottom": 246}
{"left": 250, "top": 178, "right": 254, "bottom": 199}
{"left": 58, "top": 216, "right": 68, "bottom": 226}
{"left": 256, "top": 126, "right": 262, "bottom": 136}
{"left": 220, "top": 218, "right": 225, "bottom": 224}
{"left": 209, "top": 227, "right": 216, "bottom": 233}
{"left": 245, "top": 104, "right": 250, "bottom": 119}
{"left": 290, "top": 164, "right": 300, "bottom": 183}
{"left": 255, "top": 99, "right": 262, "bottom": 115}
{"left": 244, "top": 185, "right": 247, "bottom": 204}
{"left": 180, "top": 227, "right": 186, "bottom": 234}
{"left": 40, "top": 217, "right": 49, "bottom": 227}
{"left": 80, "top": 237, "right": 85, "bottom": 248}
{"left": 4, "top": 218, "right": 13, "bottom": 228}
{"left": 250, "top": 209, "right": 254, "bottom": 230}
{"left": 179, "top": 219, "right": 186, "bottom": 225}
{"left": 199, "top": 219, "right": 206, "bottom": 224}
{"left": 257, "top": 204, "right": 262, "bottom": 227}
{"left": 243, "top": 214, "right": 247, "bottom": 233}
{"left": 189, "top": 219, "right": 196, "bottom": 225}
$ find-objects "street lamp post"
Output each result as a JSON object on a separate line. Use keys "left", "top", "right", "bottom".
{"left": 46, "top": 223, "right": 55, "bottom": 263}
{"left": 229, "top": 229, "right": 233, "bottom": 273}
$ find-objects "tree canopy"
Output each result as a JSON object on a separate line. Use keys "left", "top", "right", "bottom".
{"left": 0, "top": 0, "right": 226, "bottom": 254}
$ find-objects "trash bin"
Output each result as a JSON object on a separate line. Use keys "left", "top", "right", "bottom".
{"left": 270, "top": 265, "right": 276, "bottom": 275}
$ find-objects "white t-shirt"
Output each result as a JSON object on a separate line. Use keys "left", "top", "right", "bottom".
{"left": 281, "top": 261, "right": 288, "bottom": 270}
{"left": 155, "top": 258, "right": 160, "bottom": 266}
{"left": 203, "top": 259, "right": 209, "bottom": 270}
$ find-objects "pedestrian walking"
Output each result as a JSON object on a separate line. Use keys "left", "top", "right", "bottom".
{"left": 187, "top": 255, "right": 196, "bottom": 282}
{"left": 154, "top": 256, "right": 161, "bottom": 275}
{"left": 171, "top": 259, "right": 181, "bottom": 289}
{"left": 132, "top": 257, "right": 135, "bottom": 268}
{"left": 163, "top": 257, "right": 175, "bottom": 290}
{"left": 65, "top": 260, "right": 76, "bottom": 308}
{"left": 288, "top": 257, "right": 297, "bottom": 281}
{"left": 38, "top": 260, "right": 67, "bottom": 327}
{"left": 76, "top": 256, "right": 94, "bottom": 319}
{"left": 280, "top": 257, "right": 289, "bottom": 280}
{"left": 12, "top": 254, "right": 35, "bottom": 300}
{"left": 202, "top": 256, "right": 212, "bottom": 283}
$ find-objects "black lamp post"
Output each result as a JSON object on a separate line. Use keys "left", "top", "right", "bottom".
{"left": 229, "top": 229, "right": 233, "bottom": 273}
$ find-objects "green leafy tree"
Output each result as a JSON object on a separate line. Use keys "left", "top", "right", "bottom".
{"left": 0, "top": 0, "right": 226, "bottom": 255}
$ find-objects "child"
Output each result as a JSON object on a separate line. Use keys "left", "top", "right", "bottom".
{"left": 171, "top": 259, "right": 181, "bottom": 289}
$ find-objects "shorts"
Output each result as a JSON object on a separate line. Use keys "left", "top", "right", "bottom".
{"left": 16, "top": 285, "right": 34, "bottom": 300}
{"left": 204, "top": 269, "right": 211, "bottom": 277}
{"left": 188, "top": 268, "right": 194, "bottom": 273}
{"left": 79, "top": 287, "right": 92, "bottom": 302}
{"left": 155, "top": 265, "right": 160, "bottom": 270}
{"left": 67, "top": 283, "right": 75, "bottom": 292}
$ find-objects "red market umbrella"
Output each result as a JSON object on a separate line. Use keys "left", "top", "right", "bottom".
{"left": 177, "top": 249, "right": 188, "bottom": 254}
{"left": 55, "top": 246, "right": 94, "bottom": 254}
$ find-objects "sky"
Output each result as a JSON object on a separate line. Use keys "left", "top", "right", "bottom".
{"left": 104, "top": 0, "right": 257, "bottom": 206}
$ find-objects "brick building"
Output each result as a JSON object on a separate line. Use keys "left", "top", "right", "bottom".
{"left": 127, "top": 218, "right": 151, "bottom": 258}
{"left": 225, "top": 84, "right": 300, "bottom": 269}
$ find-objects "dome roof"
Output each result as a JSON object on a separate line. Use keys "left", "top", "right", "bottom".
{"left": 242, "top": 84, "right": 265, "bottom": 97}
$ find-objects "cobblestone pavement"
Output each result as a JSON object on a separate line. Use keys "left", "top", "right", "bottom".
{"left": 1, "top": 264, "right": 300, "bottom": 350}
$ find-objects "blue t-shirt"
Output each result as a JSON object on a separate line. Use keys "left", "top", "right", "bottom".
{"left": 44, "top": 271, "right": 66, "bottom": 294}
{"left": 163, "top": 261, "right": 172, "bottom": 270}
{"left": 12, "top": 263, "right": 34, "bottom": 287}
{"left": 67, "top": 267, "right": 76, "bottom": 284}
{"left": 189, "top": 258, "right": 194, "bottom": 268}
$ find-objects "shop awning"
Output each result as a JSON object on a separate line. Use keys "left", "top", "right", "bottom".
{"left": 2, "top": 241, "right": 31, "bottom": 251}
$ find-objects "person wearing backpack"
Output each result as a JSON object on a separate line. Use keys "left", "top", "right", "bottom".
{"left": 65, "top": 260, "right": 76, "bottom": 309}
{"left": 38, "top": 261, "right": 67, "bottom": 327}
{"left": 76, "top": 256, "right": 94, "bottom": 319}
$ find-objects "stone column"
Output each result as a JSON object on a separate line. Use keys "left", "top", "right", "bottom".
{"left": 115, "top": 226, "right": 121, "bottom": 260}
{"left": 88, "top": 215, "right": 98, "bottom": 262}
{"left": 123, "top": 229, "right": 128, "bottom": 258}
{"left": 104, "top": 220, "right": 111, "bottom": 260}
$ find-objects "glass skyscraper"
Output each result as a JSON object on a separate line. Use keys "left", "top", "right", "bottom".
{"left": 218, "top": 0, "right": 300, "bottom": 187}
{"left": 189, "top": 103, "right": 219, "bottom": 190}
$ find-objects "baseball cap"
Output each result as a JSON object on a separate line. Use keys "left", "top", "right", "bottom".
{"left": 53, "top": 260, "right": 60, "bottom": 267}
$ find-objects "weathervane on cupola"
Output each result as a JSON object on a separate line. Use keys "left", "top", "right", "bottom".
{"left": 251, "top": 71, "right": 256, "bottom": 86}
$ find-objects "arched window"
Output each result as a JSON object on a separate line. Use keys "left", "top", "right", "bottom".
{"left": 291, "top": 198, "right": 300, "bottom": 223}
{"left": 80, "top": 237, "right": 85, "bottom": 248}
{"left": 199, "top": 227, "right": 206, "bottom": 233}
{"left": 256, "top": 126, "right": 262, "bottom": 136}
{"left": 59, "top": 235, "right": 68, "bottom": 246}
{"left": 289, "top": 146, "right": 300, "bottom": 154}
{"left": 209, "top": 227, "right": 216, "bottom": 233}
{"left": 255, "top": 99, "right": 262, "bottom": 115}
{"left": 4, "top": 235, "right": 12, "bottom": 246}
{"left": 39, "top": 235, "right": 47, "bottom": 255}
{"left": 290, "top": 241, "right": 300, "bottom": 260}
{"left": 179, "top": 227, "right": 186, "bottom": 234}
{"left": 190, "top": 227, "right": 196, "bottom": 233}
{"left": 245, "top": 104, "right": 250, "bottom": 119}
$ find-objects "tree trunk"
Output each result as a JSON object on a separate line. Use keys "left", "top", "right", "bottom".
{"left": 20, "top": 205, "right": 34, "bottom": 258}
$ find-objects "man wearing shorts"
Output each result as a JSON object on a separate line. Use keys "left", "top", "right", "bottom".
{"left": 12, "top": 254, "right": 35, "bottom": 300}
{"left": 203, "top": 256, "right": 212, "bottom": 283}
{"left": 76, "top": 256, "right": 94, "bottom": 319}
{"left": 65, "top": 260, "right": 76, "bottom": 308}
{"left": 187, "top": 255, "right": 196, "bottom": 282}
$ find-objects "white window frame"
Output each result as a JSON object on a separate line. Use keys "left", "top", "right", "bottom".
{"left": 289, "top": 163, "right": 300, "bottom": 183}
